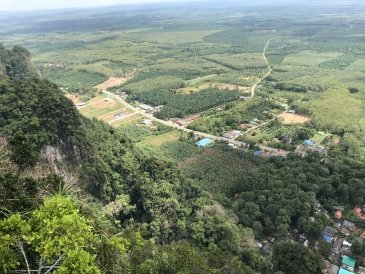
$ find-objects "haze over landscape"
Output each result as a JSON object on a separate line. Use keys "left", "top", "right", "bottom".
{"left": 0, "top": 0, "right": 364, "bottom": 273}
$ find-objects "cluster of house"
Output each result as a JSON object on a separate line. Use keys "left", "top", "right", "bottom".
{"left": 301, "top": 138, "right": 327, "bottom": 155}
{"left": 324, "top": 256, "right": 362, "bottom": 274}
{"left": 322, "top": 208, "right": 365, "bottom": 274}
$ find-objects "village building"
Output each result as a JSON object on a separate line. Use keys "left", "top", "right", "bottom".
{"left": 254, "top": 150, "right": 262, "bottom": 156}
{"left": 304, "top": 139, "right": 315, "bottom": 146}
{"left": 341, "top": 240, "right": 352, "bottom": 257}
{"left": 333, "top": 238, "right": 343, "bottom": 252}
{"left": 341, "top": 256, "right": 356, "bottom": 272}
{"left": 155, "top": 105, "right": 164, "bottom": 112}
{"left": 341, "top": 220, "right": 356, "bottom": 235}
{"left": 327, "top": 264, "right": 339, "bottom": 274}
{"left": 323, "top": 226, "right": 337, "bottom": 243}
{"left": 195, "top": 138, "right": 213, "bottom": 148}
{"left": 338, "top": 269, "right": 355, "bottom": 274}
{"left": 141, "top": 119, "right": 152, "bottom": 126}
{"left": 223, "top": 130, "right": 241, "bottom": 139}
{"left": 262, "top": 242, "right": 271, "bottom": 254}
{"left": 239, "top": 124, "right": 249, "bottom": 130}
{"left": 335, "top": 211, "right": 343, "bottom": 219}
{"left": 139, "top": 104, "right": 153, "bottom": 112}
{"left": 354, "top": 207, "right": 362, "bottom": 217}
{"left": 329, "top": 238, "right": 343, "bottom": 263}
{"left": 175, "top": 119, "right": 187, "bottom": 126}
{"left": 228, "top": 143, "right": 236, "bottom": 148}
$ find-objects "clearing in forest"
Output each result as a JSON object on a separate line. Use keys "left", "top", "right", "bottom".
{"left": 281, "top": 113, "right": 311, "bottom": 124}
{"left": 138, "top": 131, "right": 181, "bottom": 147}
{"left": 94, "top": 77, "right": 129, "bottom": 91}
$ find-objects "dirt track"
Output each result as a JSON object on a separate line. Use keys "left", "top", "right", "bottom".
{"left": 250, "top": 39, "right": 273, "bottom": 97}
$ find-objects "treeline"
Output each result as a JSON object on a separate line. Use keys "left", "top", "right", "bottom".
{"left": 130, "top": 88, "right": 240, "bottom": 119}
{"left": 123, "top": 68, "right": 207, "bottom": 84}
{"left": 273, "top": 82, "right": 327, "bottom": 93}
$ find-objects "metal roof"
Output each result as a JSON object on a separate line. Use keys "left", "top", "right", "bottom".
{"left": 338, "top": 268, "right": 355, "bottom": 274}
{"left": 342, "top": 256, "right": 356, "bottom": 268}
{"left": 195, "top": 138, "right": 213, "bottom": 147}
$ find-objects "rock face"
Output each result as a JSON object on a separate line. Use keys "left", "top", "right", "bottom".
{"left": 41, "top": 145, "right": 63, "bottom": 166}
{"left": 0, "top": 44, "right": 94, "bottom": 184}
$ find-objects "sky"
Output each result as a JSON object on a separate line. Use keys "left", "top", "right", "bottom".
{"left": 0, "top": 0, "right": 198, "bottom": 11}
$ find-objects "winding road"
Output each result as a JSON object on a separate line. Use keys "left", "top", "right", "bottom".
{"left": 104, "top": 38, "right": 289, "bottom": 156}
{"left": 250, "top": 38, "right": 273, "bottom": 98}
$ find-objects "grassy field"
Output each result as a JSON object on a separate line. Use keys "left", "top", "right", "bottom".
{"left": 110, "top": 114, "right": 143, "bottom": 127}
{"left": 68, "top": 92, "right": 141, "bottom": 126}
{"left": 137, "top": 130, "right": 182, "bottom": 147}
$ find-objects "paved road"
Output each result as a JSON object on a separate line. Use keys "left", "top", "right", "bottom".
{"left": 105, "top": 91, "right": 289, "bottom": 156}
{"left": 104, "top": 39, "right": 290, "bottom": 156}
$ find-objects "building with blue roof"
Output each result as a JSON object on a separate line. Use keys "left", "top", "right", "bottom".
{"left": 338, "top": 268, "right": 355, "bottom": 274}
{"left": 195, "top": 138, "right": 213, "bottom": 147}
{"left": 341, "top": 256, "right": 356, "bottom": 272}
{"left": 304, "top": 139, "right": 315, "bottom": 146}
{"left": 322, "top": 226, "right": 336, "bottom": 243}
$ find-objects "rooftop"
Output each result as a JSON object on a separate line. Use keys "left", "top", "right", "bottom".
{"left": 342, "top": 256, "right": 356, "bottom": 268}
{"left": 304, "top": 139, "right": 315, "bottom": 146}
{"left": 195, "top": 138, "right": 213, "bottom": 147}
{"left": 338, "top": 268, "right": 355, "bottom": 274}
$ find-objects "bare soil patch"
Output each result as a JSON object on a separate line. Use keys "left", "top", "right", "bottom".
{"left": 281, "top": 113, "right": 311, "bottom": 124}
{"left": 93, "top": 98, "right": 114, "bottom": 108}
{"left": 216, "top": 83, "right": 250, "bottom": 91}
{"left": 99, "top": 108, "right": 128, "bottom": 122}
{"left": 179, "top": 83, "right": 250, "bottom": 94}
{"left": 94, "top": 77, "right": 129, "bottom": 91}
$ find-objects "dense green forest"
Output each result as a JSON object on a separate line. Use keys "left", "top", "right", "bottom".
{"left": 181, "top": 145, "right": 365, "bottom": 239}
{"left": 129, "top": 88, "right": 240, "bottom": 119}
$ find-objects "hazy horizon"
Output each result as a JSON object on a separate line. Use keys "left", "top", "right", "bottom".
{"left": 0, "top": 0, "right": 335, "bottom": 12}
{"left": 1, "top": 0, "right": 204, "bottom": 12}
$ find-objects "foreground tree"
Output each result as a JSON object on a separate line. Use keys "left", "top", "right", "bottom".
{"left": 0, "top": 195, "right": 100, "bottom": 273}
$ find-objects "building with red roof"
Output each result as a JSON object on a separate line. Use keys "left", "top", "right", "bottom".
{"left": 335, "top": 211, "right": 342, "bottom": 219}
{"left": 354, "top": 207, "right": 362, "bottom": 215}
